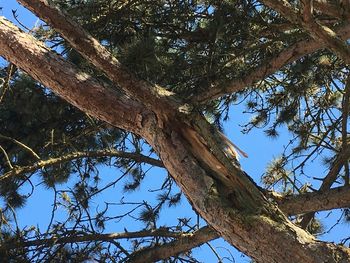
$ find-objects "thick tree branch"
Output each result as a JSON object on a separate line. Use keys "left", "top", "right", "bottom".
{"left": 314, "top": 0, "right": 350, "bottom": 20}
{"left": 192, "top": 23, "right": 350, "bottom": 103}
{"left": 0, "top": 226, "right": 218, "bottom": 263}
{"left": 17, "top": 0, "right": 179, "bottom": 116}
{"left": 261, "top": 0, "right": 350, "bottom": 64}
{"left": 2, "top": 10, "right": 350, "bottom": 263}
{"left": 0, "top": 17, "right": 148, "bottom": 135}
{"left": 0, "top": 149, "right": 163, "bottom": 181}
{"left": 278, "top": 186, "right": 350, "bottom": 215}
{"left": 299, "top": 148, "right": 350, "bottom": 228}
{"left": 129, "top": 226, "right": 218, "bottom": 263}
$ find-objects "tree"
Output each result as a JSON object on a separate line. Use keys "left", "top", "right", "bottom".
{"left": 0, "top": 0, "right": 349, "bottom": 262}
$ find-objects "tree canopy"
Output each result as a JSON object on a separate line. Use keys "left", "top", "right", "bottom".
{"left": 0, "top": 0, "right": 349, "bottom": 262}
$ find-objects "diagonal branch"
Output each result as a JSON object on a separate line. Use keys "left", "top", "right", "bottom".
{"left": 2, "top": 6, "right": 350, "bottom": 262}
{"left": 261, "top": 0, "right": 350, "bottom": 64}
{"left": 299, "top": 144, "right": 350, "bottom": 228}
{"left": 0, "top": 17, "right": 148, "bottom": 135}
{"left": 128, "top": 226, "right": 218, "bottom": 263}
{"left": 0, "top": 226, "right": 218, "bottom": 263}
{"left": 314, "top": 0, "right": 350, "bottom": 20}
{"left": 320, "top": 145, "right": 350, "bottom": 191}
{"left": 0, "top": 63, "right": 17, "bottom": 103}
{"left": 0, "top": 149, "right": 163, "bottom": 181}
{"left": 0, "top": 134, "right": 40, "bottom": 160}
{"left": 17, "top": 0, "right": 178, "bottom": 116}
{"left": 192, "top": 23, "right": 350, "bottom": 103}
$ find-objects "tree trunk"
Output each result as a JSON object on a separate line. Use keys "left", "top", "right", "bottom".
{"left": 0, "top": 15, "right": 350, "bottom": 263}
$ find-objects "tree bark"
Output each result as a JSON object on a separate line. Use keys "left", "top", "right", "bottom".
{"left": 261, "top": 0, "right": 350, "bottom": 65}
{"left": 0, "top": 12, "right": 350, "bottom": 263}
{"left": 278, "top": 186, "right": 350, "bottom": 215}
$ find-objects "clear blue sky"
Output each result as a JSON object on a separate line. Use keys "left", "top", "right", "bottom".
{"left": 0, "top": 1, "right": 347, "bottom": 262}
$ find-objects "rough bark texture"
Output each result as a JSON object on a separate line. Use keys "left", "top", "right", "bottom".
{"left": 18, "top": 0, "right": 179, "bottom": 118}
{"left": 129, "top": 227, "right": 218, "bottom": 263}
{"left": 1, "top": 4, "right": 350, "bottom": 262}
{"left": 261, "top": 0, "right": 350, "bottom": 65}
{"left": 279, "top": 186, "right": 350, "bottom": 215}
{"left": 0, "top": 17, "right": 146, "bottom": 135}
{"left": 192, "top": 13, "right": 350, "bottom": 103}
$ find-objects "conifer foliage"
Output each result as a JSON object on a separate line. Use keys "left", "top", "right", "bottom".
{"left": 0, "top": 0, "right": 349, "bottom": 262}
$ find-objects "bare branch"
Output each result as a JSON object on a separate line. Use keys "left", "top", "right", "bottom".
{"left": 0, "top": 145, "right": 13, "bottom": 169}
{"left": 320, "top": 139, "right": 350, "bottom": 191}
{"left": 0, "top": 63, "right": 16, "bottom": 103}
{"left": 302, "top": 0, "right": 350, "bottom": 63}
{"left": 0, "top": 149, "right": 163, "bottom": 181}
{"left": 314, "top": 0, "right": 350, "bottom": 20}
{"left": 342, "top": 74, "right": 350, "bottom": 184}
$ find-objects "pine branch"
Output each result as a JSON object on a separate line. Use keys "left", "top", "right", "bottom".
{"left": 0, "top": 228, "right": 195, "bottom": 250}
{"left": 299, "top": 145, "right": 350, "bottom": 228}
{"left": 277, "top": 186, "right": 350, "bottom": 215}
{"left": 0, "top": 134, "right": 40, "bottom": 160}
{"left": 314, "top": 0, "right": 350, "bottom": 20}
{"left": 0, "top": 17, "right": 146, "bottom": 135}
{"left": 0, "top": 149, "right": 163, "bottom": 181}
{"left": 261, "top": 0, "right": 350, "bottom": 64}
{"left": 128, "top": 226, "right": 218, "bottom": 263}
{"left": 17, "top": 0, "right": 178, "bottom": 116}
{"left": 192, "top": 23, "right": 350, "bottom": 103}
{"left": 0, "top": 226, "right": 218, "bottom": 262}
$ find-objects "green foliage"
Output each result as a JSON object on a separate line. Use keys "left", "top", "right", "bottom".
{"left": 0, "top": 0, "right": 349, "bottom": 261}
